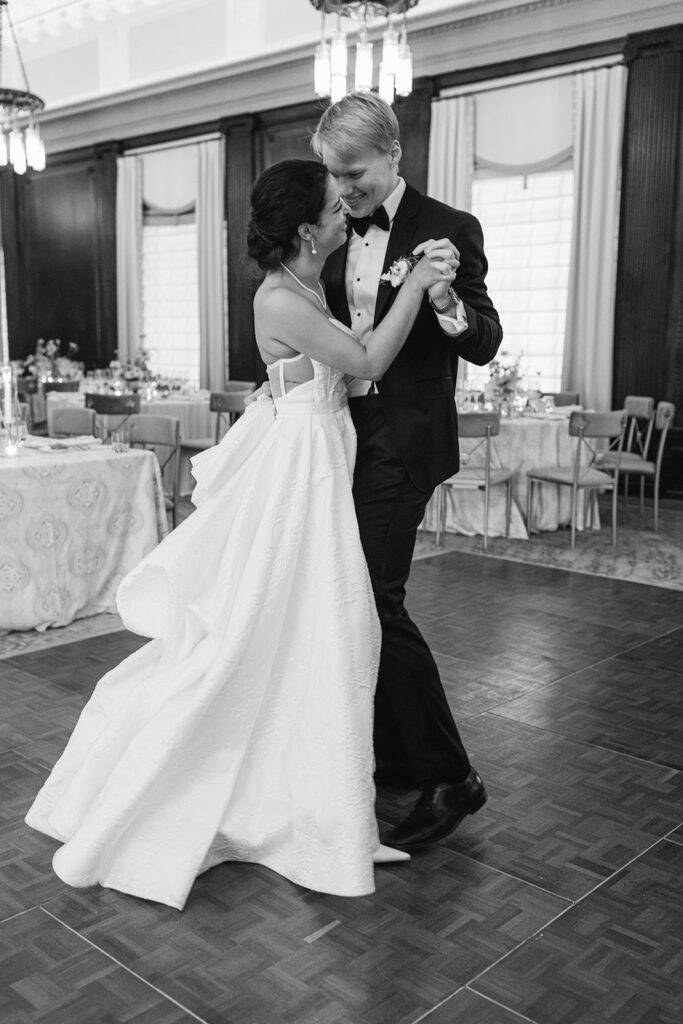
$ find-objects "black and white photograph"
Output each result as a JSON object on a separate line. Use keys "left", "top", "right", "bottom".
{"left": 0, "top": 1, "right": 682, "bottom": 1021}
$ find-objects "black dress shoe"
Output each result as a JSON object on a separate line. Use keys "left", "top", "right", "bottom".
{"left": 383, "top": 768, "right": 487, "bottom": 851}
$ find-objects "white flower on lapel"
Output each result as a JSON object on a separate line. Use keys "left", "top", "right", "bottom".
{"left": 380, "top": 254, "right": 421, "bottom": 287}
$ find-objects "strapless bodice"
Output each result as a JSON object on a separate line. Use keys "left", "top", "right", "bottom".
{"left": 265, "top": 318, "right": 353, "bottom": 412}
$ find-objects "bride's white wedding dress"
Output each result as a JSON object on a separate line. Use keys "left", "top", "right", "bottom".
{"left": 25, "top": 346, "right": 385, "bottom": 910}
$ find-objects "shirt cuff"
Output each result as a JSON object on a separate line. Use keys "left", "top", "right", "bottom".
{"left": 436, "top": 297, "right": 468, "bottom": 336}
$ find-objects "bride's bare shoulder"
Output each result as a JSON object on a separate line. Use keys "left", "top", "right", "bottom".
{"left": 255, "top": 278, "right": 302, "bottom": 320}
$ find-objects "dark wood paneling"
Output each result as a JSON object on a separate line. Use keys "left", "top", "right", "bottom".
{"left": 1, "top": 147, "right": 119, "bottom": 369}
{"left": 22, "top": 159, "right": 98, "bottom": 364}
{"left": 257, "top": 100, "right": 326, "bottom": 172}
{"left": 614, "top": 25, "right": 683, "bottom": 495}
{"left": 394, "top": 78, "right": 434, "bottom": 196}
{"left": 92, "top": 144, "right": 120, "bottom": 367}
{"left": 0, "top": 169, "right": 26, "bottom": 357}
{"left": 223, "top": 117, "right": 261, "bottom": 383}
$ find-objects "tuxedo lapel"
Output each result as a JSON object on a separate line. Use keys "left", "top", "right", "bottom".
{"left": 322, "top": 238, "right": 351, "bottom": 327}
{"left": 373, "top": 185, "right": 422, "bottom": 327}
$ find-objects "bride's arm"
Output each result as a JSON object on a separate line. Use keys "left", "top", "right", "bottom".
{"left": 257, "top": 248, "right": 453, "bottom": 380}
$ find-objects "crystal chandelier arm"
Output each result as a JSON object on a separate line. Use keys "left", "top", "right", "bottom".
{"left": 3, "top": 0, "right": 33, "bottom": 98}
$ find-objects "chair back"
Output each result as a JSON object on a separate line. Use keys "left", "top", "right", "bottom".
{"left": 210, "top": 390, "right": 251, "bottom": 443}
{"left": 84, "top": 392, "right": 141, "bottom": 437}
{"left": 570, "top": 410, "right": 627, "bottom": 489}
{"left": 569, "top": 410, "right": 626, "bottom": 440}
{"left": 623, "top": 394, "right": 655, "bottom": 458}
{"left": 457, "top": 412, "right": 500, "bottom": 485}
{"left": 84, "top": 393, "right": 141, "bottom": 416}
{"left": 457, "top": 411, "right": 501, "bottom": 439}
{"left": 127, "top": 414, "right": 181, "bottom": 525}
{"left": 655, "top": 401, "right": 675, "bottom": 433}
{"left": 43, "top": 380, "right": 81, "bottom": 393}
{"left": 649, "top": 401, "right": 676, "bottom": 480}
{"left": 543, "top": 391, "right": 580, "bottom": 407}
{"left": 221, "top": 381, "right": 257, "bottom": 393}
{"left": 51, "top": 407, "right": 96, "bottom": 438}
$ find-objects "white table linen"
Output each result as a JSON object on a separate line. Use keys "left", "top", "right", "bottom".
{"left": 46, "top": 392, "right": 214, "bottom": 494}
{"left": 422, "top": 412, "right": 598, "bottom": 540}
{"left": 0, "top": 444, "right": 168, "bottom": 632}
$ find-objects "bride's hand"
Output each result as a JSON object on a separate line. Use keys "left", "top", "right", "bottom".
{"left": 409, "top": 239, "right": 458, "bottom": 292}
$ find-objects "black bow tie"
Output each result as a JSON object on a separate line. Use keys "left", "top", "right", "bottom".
{"left": 350, "top": 205, "right": 390, "bottom": 237}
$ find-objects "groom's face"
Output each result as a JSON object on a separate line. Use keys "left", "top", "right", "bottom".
{"left": 321, "top": 142, "right": 400, "bottom": 220}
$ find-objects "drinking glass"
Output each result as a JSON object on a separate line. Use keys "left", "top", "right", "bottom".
{"left": 111, "top": 430, "right": 130, "bottom": 453}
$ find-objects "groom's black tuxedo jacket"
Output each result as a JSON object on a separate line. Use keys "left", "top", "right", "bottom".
{"left": 322, "top": 183, "right": 503, "bottom": 493}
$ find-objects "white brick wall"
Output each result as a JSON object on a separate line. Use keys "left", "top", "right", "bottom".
{"left": 141, "top": 222, "right": 201, "bottom": 385}
{"left": 470, "top": 169, "right": 574, "bottom": 392}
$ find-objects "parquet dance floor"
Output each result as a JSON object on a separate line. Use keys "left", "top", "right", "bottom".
{"left": 1, "top": 550, "right": 682, "bottom": 1023}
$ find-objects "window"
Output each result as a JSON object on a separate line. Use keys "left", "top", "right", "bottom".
{"left": 141, "top": 219, "right": 201, "bottom": 386}
{"left": 469, "top": 168, "right": 574, "bottom": 393}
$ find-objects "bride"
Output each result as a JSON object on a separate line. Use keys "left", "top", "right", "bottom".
{"left": 25, "top": 159, "right": 456, "bottom": 910}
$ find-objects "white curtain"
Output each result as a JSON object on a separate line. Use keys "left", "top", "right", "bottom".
{"left": 562, "top": 65, "right": 627, "bottom": 411}
{"left": 197, "top": 139, "right": 226, "bottom": 390}
{"left": 427, "top": 95, "right": 474, "bottom": 211}
{"left": 115, "top": 155, "right": 142, "bottom": 365}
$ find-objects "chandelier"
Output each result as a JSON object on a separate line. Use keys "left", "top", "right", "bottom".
{"left": 310, "top": 1, "right": 419, "bottom": 106}
{"left": 0, "top": 0, "right": 45, "bottom": 174}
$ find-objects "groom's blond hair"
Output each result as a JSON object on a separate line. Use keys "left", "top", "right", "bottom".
{"left": 312, "top": 93, "right": 399, "bottom": 159}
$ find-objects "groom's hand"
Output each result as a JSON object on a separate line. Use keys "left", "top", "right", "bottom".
{"left": 412, "top": 238, "right": 460, "bottom": 305}
{"left": 245, "top": 382, "right": 272, "bottom": 405}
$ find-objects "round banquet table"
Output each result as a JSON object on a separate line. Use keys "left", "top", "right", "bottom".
{"left": 421, "top": 411, "right": 599, "bottom": 540}
{"left": 0, "top": 440, "right": 168, "bottom": 633}
{"left": 46, "top": 391, "right": 214, "bottom": 494}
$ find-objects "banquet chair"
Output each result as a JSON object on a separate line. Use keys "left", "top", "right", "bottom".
{"left": 526, "top": 409, "right": 627, "bottom": 548}
{"left": 221, "top": 380, "right": 257, "bottom": 393}
{"left": 596, "top": 401, "right": 675, "bottom": 531}
{"left": 84, "top": 392, "right": 141, "bottom": 438}
{"left": 596, "top": 395, "right": 655, "bottom": 512}
{"left": 43, "top": 380, "right": 81, "bottom": 394}
{"left": 542, "top": 391, "right": 581, "bottom": 407}
{"left": 435, "top": 412, "right": 513, "bottom": 550}
{"left": 181, "top": 388, "right": 256, "bottom": 454}
{"left": 127, "top": 414, "right": 181, "bottom": 528}
{"left": 18, "top": 385, "right": 43, "bottom": 432}
{"left": 50, "top": 407, "right": 97, "bottom": 438}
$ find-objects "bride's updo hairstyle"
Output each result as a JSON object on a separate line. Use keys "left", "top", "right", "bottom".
{"left": 247, "top": 159, "right": 329, "bottom": 271}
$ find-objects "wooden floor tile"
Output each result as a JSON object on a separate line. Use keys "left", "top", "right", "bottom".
{"left": 378, "top": 714, "right": 683, "bottom": 901}
{"left": 472, "top": 840, "right": 683, "bottom": 1024}
{"left": 2, "top": 631, "right": 147, "bottom": 694}
{"left": 0, "top": 908, "right": 196, "bottom": 1023}
{"left": 44, "top": 846, "right": 566, "bottom": 1024}
{"left": 421, "top": 987, "right": 536, "bottom": 1023}
{"left": 0, "top": 751, "right": 73, "bottom": 920}
{"left": 613, "top": 626, "right": 683, "bottom": 675}
{"left": 491, "top": 659, "right": 683, "bottom": 770}
{"left": 2, "top": 546, "right": 682, "bottom": 1023}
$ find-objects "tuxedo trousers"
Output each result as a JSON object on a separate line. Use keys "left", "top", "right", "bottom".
{"left": 349, "top": 396, "right": 471, "bottom": 786}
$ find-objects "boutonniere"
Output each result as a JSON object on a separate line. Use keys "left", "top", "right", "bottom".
{"left": 380, "top": 254, "right": 421, "bottom": 288}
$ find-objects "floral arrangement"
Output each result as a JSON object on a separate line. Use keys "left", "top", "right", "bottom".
{"left": 488, "top": 351, "right": 524, "bottom": 400}
{"left": 22, "top": 338, "right": 80, "bottom": 380}
{"left": 110, "top": 346, "right": 153, "bottom": 382}
{"left": 380, "top": 253, "right": 421, "bottom": 287}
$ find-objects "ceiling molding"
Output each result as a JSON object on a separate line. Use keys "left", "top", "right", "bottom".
{"left": 38, "top": 0, "right": 681, "bottom": 154}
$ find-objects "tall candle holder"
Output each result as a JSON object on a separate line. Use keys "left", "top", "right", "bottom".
{"left": 0, "top": 363, "right": 19, "bottom": 456}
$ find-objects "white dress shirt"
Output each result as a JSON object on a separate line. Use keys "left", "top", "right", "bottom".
{"left": 344, "top": 178, "right": 468, "bottom": 397}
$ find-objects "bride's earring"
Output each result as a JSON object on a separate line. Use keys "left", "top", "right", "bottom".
{"left": 310, "top": 238, "right": 317, "bottom": 255}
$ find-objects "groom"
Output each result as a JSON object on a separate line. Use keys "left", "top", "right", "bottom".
{"left": 313, "top": 93, "right": 503, "bottom": 851}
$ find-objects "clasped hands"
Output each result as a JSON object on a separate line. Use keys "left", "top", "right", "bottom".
{"left": 412, "top": 238, "right": 459, "bottom": 306}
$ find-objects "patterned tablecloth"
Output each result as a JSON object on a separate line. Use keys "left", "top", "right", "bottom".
{"left": 46, "top": 392, "right": 214, "bottom": 494}
{"left": 422, "top": 413, "right": 598, "bottom": 540}
{"left": 0, "top": 444, "right": 168, "bottom": 632}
